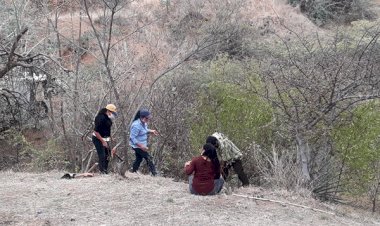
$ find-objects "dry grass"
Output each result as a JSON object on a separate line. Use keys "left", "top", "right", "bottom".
{"left": 245, "top": 0, "right": 322, "bottom": 35}
{"left": 0, "top": 171, "right": 379, "bottom": 226}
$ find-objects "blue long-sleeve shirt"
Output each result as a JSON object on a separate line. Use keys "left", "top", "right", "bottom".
{"left": 129, "top": 119, "right": 149, "bottom": 148}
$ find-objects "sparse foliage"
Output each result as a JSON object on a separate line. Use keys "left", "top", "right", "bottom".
{"left": 289, "top": 0, "right": 374, "bottom": 26}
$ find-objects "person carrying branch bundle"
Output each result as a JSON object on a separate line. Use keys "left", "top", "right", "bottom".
{"left": 92, "top": 104, "right": 117, "bottom": 174}
{"left": 206, "top": 132, "right": 250, "bottom": 186}
{"left": 129, "top": 109, "right": 159, "bottom": 176}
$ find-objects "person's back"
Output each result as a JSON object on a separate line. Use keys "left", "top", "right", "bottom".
{"left": 207, "top": 132, "right": 249, "bottom": 186}
{"left": 211, "top": 132, "right": 242, "bottom": 162}
{"left": 184, "top": 143, "right": 224, "bottom": 195}
{"left": 185, "top": 156, "right": 216, "bottom": 195}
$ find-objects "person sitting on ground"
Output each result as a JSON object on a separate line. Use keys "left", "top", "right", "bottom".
{"left": 206, "top": 132, "right": 250, "bottom": 187}
{"left": 184, "top": 143, "right": 224, "bottom": 195}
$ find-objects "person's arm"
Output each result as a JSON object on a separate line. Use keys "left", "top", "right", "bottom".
{"left": 149, "top": 129, "right": 159, "bottom": 136}
{"left": 136, "top": 143, "right": 148, "bottom": 151}
{"left": 94, "top": 115, "right": 108, "bottom": 147}
{"left": 130, "top": 124, "right": 148, "bottom": 151}
{"left": 94, "top": 131, "right": 107, "bottom": 148}
{"left": 184, "top": 160, "right": 195, "bottom": 175}
{"left": 148, "top": 129, "right": 159, "bottom": 136}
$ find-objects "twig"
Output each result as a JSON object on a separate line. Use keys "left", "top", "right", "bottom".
{"left": 87, "top": 162, "right": 99, "bottom": 173}
{"left": 232, "top": 193, "right": 335, "bottom": 215}
{"left": 84, "top": 149, "right": 95, "bottom": 173}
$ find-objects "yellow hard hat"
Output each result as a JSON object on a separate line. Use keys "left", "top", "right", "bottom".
{"left": 106, "top": 104, "right": 117, "bottom": 112}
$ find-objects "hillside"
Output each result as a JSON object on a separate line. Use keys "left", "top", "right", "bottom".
{"left": 1, "top": 171, "right": 379, "bottom": 226}
{"left": 2, "top": 0, "right": 380, "bottom": 225}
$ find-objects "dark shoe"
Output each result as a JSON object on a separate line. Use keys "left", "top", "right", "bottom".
{"left": 61, "top": 173, "right": 76, "bottom": 179}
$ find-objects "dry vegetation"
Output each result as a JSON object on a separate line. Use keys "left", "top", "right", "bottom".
{"left": 0, "top": 171, "right": 379, "bottom": 226}
{"left": 2, "top": 0, "right": 380, "bottom": 224}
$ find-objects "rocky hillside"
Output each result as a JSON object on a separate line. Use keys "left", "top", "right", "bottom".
{"left": 0, "top": 171, "right": 379, "bottom": 225}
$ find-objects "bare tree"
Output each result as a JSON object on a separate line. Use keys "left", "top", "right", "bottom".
{"left": 255, "top": 25, "right": 380, "bottom": 183}
{"left": 149, "top": 69, "right": 201, "bottom": 177}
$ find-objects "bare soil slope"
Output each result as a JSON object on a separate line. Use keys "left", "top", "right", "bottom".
{"left": 0, "top": 171, "right": 379, "bottom": 226}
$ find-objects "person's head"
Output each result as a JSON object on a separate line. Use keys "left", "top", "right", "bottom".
{"left": 202, "top": 143, "right": 218, "bottom": 159}
{"left": 105, "top": 104, "right": 117, "bottom": 119}
{"left": 202, "top": 143, "right": 220, "bottom": 175}
{"left": 139, "top": 109, "right": 151, "bottom": 123}
{"left": 206, "top": 136, "right": 219, "bottom": 149}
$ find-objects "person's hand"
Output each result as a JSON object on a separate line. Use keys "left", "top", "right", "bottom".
{"left": 184, "top": 161, "right": 191, "bottom": 167}
{"left": 102, "top": 141, "right": 108, "bottom": 148}
{"left": 151, "top": 129, "right": 159, "bottom": 136}
{"left": 111, "top": 147, "right": 116, "bottom": 157}
{"left": 137, "top": 144, "right": 148, "bottom": 151}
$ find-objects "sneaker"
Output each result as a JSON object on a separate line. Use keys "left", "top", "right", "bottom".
{"left": 61, "top": 173, "right": 76, "bottom": 179}
{"left": 130, "top": 170, "right": 141, "bottom": 175}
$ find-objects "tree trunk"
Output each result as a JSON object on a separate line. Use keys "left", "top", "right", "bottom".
{"left": 296, "top": 133, "right": 311, "bottom": 181}
{"left": 372, "top": 182, "right": 380, "bottom": 212}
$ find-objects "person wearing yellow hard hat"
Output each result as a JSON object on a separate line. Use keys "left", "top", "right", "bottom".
{"left": 92, "top": 104, "right": 117, "bottom": 174}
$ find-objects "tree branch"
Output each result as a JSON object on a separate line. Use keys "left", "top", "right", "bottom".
{"left": 232, "top": 194, "right": 335, "bottom": 215}
{"left": 0, "top": 27, "right": 29, "bottom": 78}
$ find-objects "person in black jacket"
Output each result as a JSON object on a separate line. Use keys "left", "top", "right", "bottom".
{"left": 92, "top": 104, "right": 117, "bottom": 174}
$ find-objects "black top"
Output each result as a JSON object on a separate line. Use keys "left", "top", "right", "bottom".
{"left": 94, "top": 113, "right": 112, "bottom": 137}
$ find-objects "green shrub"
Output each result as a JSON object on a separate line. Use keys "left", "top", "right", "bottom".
{"left": 289, "top": 0, "right": 374, "bottom": 26}
{"left": 189, "top": 57, "right": 274, "bottom": 183}
{"left": 30, "top": 139, "right": 68, "bottom": 171}
{"left": 191, "top": 82, "right": 273, "bottom": 147}
{"left": 0, "top": 128, "right": 34, "bottom": 170}
{"left": 333, "top": 101, "right": 380, "bottom": 195}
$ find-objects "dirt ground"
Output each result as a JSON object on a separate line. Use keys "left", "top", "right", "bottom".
{"left": 0, "top": 171, "right": 379, "bottom": 226}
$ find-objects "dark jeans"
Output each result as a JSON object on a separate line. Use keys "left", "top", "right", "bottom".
{"left": 223, "top": 159, "right": 249, "bottom": 186}
{"left": 132, "top": 147, "right": 157, "bottom": 176}
{"left": 188, "top": 175, "right": 224, "bottom": 195}
{"left": 92, "top": 136, "right": 109, "bottom": 174}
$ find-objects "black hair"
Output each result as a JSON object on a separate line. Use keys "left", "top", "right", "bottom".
{"left": 202, "top": 143, "right": 221, "bottom": 179}
{"left": 133, "top": 110, "right": 140, "bottom": 121}
{"left": 97, "top": 108, "right": 108, "bottom": 116}
{"left": 206, "top": 136, "right": 219, "bottom": 149}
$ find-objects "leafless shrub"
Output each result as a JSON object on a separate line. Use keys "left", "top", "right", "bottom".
{"left": 149, "top": 69, "right": 202, "bottom": 178}
{"left": 250, "top": 142, "right": 305, "bottom": 190}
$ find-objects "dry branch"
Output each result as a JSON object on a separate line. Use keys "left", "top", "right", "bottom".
{"left": 0, "top": 27, "right": 29, "bottom": 78}
{"left": 232, "top": 193, "right": 335, "bottom": 215}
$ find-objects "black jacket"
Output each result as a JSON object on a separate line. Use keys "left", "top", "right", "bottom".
{"left": 94, "top": 113, "right": 112, "bottom": 137}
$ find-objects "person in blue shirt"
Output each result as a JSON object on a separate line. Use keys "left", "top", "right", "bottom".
{"left": 129, "top": 109, "right": 159, "bottom": 176}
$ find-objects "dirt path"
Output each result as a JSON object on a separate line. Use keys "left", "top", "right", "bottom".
{"left": 0, "top": 171, "right": 379, "bottom": 226}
